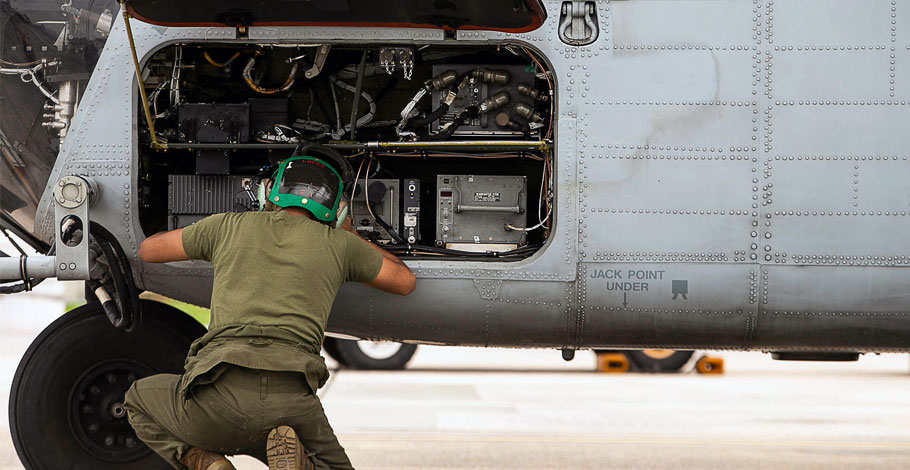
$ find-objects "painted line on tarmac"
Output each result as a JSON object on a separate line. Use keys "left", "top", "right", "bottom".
{"left": 338, "top": 433, "right": 910, "bottom": 450}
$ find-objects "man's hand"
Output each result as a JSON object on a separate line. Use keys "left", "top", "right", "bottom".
{"left": 138, "top": 229, "right": 190, "bottom": 263}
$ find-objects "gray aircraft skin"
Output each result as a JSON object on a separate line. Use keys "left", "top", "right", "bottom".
{"left": 5, "top": 0, "right": 910, "bottom": 354}
{"left": 4, "top": 1, "right": 910, "bottom": 468}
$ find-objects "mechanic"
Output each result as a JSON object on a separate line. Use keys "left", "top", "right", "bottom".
{"left": 123, "top": 145, "right": 416, "bottom": 470}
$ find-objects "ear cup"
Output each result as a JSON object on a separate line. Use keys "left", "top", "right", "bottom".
{"left": 257, "top": 178, "right": 271, "bottom": 211}
{"left": 334, "top": 202, "right": 349, "bottom": 229}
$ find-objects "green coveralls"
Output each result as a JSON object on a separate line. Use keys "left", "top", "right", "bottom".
{"left": 124, "top": 211, "right": 383, "bottom": 470}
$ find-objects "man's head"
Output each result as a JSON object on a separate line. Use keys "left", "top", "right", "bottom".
{"left": 258, "top": 145, "right": 353, "bottom": 225}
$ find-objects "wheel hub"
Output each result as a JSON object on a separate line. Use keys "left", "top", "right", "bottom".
{"left": 356, "top": 341, "right": 404, "bottom": 360}
{"left": 68, "top": 359, "right": 155, "bottom": 462}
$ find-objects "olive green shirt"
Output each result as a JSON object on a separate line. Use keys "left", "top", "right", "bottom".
{"left": 177, "top": 211, "right": 383, "bottom": 395}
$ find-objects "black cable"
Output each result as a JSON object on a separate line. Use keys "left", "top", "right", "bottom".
{"left": 384, "top": 243, "right": 543, "bottom": 258}
{"left": 406, "top": 69, "right": 474, "bottom": 131}
{"left": 405, "top": 103, "right": 449, "bottom": 128}
{"left": 19, "top": 255, "right": 31, "bottom": 291}
{"left": 313, "top": 81, "right": 335, "bottom": 129}
{"left": 96, "top": 237, "right": 128, "bottom": 328}
{"left": 369, "top": 204, "right": 405, "bottom": 244}
{"left": 2, "top": 228, "right": 26, "bottom": 256}
{"left": 349, "top": 50, "right": 368, "bottom": 140}
{"left": 90, "top": 223, "right": 142, "bottom": 332}
{"left": 87, "top": 279, "right": 122, "bottom": 326}
{"left": 422, "top": 107, "right": 476, "bottom": 141}
{"left": 86, "top": 0, "right": 97, "bottom": 38}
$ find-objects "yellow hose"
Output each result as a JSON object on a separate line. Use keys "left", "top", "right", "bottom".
{"left": 121, "top": 8, "right": 165, "bottom": 150}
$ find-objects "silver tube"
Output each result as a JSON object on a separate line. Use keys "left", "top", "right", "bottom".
{"left": 0, "top": 255, "right": 58, "bottom": 281}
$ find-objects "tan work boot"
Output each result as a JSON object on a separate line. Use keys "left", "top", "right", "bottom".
{"left": 179, "top": 447, "right": 236, "bottom": 470}
{"left": 267, "top": 425, "right": 314, "bottom": 470}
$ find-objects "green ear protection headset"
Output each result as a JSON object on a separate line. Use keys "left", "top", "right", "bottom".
{"left": 257, "top": 145, "right": 352, "bottom": 228}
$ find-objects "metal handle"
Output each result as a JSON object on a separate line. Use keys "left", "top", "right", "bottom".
{"left": 454, "top": 205, "right": 522, "bottom": 214}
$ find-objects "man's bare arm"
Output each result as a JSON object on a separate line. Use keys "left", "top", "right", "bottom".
{"left": 342, "top": 219, "right": 416, "bottom": 295}
{"left": 138, "top": 229, "right": 190, "bottom": 263}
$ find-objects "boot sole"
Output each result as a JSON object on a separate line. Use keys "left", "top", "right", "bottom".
{"left": 266, "top": 425, "right": 302, "bottom": 470}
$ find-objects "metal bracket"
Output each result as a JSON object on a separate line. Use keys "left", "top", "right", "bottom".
{"left": 559, "top": 1, "right": 598, "bottom": 46}
{"left": 52, "top": 175, "right": 95, "bottom": 280}
{"left": 304, "top": 45, "right": 331, "bottom": 79}
{"left": 0, "top": 175, "right": 96, "bottom": 285}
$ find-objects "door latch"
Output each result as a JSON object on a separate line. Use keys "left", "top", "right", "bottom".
{"left": 559, "top": 1, "right": 598, "bottom": 46}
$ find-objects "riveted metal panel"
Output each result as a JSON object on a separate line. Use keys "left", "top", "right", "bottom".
{"left": 485, "top": 281, "right": 570, "bottom": 347}
{"left": 769, "top": 216, "right": 910, "bottom": 264}
{"left": 611, "top": 0, "right": 755, "bottom": 48}
{"left": 763, "top": 266, "right": 910, "bottom": 313}
{"left": 578, "top": 262, "right": 758, "bottom": 349}
{"left": 892, "top": 48, "right": 910, "bottom": 100}
{"left": 331, "top": 280, "right": 489, "bottom": 345}
{"left": 850, "top": 159, "right": 910, "bottom": 209}
{"left": 771, "top": 105, "right": 910, "bottom": 155}
{"left": 579, "top": 155, "right": 755, "bottom": 212}
{"left": 773, "top": 0, "right": 894, "bottom": 46}
{"left": 755, "top": 266, "right": 910, "bottom": 352}
{"left": 772, "top": 50, "right": 893, "bottom": 102}
{"left": 579, "top": 212, "right": 752, "bottom": 262}
{"left": 580, "top": 104, "right": 757, "bottom": 150}
{"left": 769, "top": 157, "right": 910, "bottom": 212}
{"left": 591, "top": 50, "right": 757, "bottom": 102}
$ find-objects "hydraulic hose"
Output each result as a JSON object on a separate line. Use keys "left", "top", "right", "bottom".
{"left": 329, "top": 75, "right": 376, "bottom": 136}
{"left": 96, "top": 237, "right": 130, "bottom": 329}
{"left": 405, "top": 103, "right": 449, "bottom": 128}
{"left": 369, "top": 204, "right": 406, "bottom": 245}
{"left": 90, "top": 223, "right": 142, "bottom": 332}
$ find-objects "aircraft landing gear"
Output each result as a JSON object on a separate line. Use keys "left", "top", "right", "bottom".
{"left": 323, "top": 338, "right": 417, "bottom": 370}
{"left": 595, "top": 350, "right": 696, "bottom": 372}
{"left": 626, "top": 350, "right": 695, "bottom": 372}
{"left": 9, "top": 300, "right": 206, "bottom": 470}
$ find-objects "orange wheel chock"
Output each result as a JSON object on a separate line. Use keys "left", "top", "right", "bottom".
{"left": 695, "top": 355, "right": 724, "bottom": 374}
{"left": 595, "top": 352, "right": 630, "bottom": 373}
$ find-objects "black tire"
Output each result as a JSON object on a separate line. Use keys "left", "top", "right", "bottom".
{"left": 322, "top": 337, "right": 351, "bottom": 367}
{"left": 625, "top": 350, "right": 695, "bottom": 372}
{"left": 10, "top": 300, "right": 206, "bottom": 470}
{"left": 334, "top": 339, "right": 417, "bottom": 370}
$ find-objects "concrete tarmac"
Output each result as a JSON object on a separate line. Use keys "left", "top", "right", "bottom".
{"left": 3, "top": 290, "right": 910, "bottom": 470}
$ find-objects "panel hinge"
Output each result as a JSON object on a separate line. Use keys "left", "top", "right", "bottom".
{"left": 559, "top": 1, "right": 599, "bottom": 46}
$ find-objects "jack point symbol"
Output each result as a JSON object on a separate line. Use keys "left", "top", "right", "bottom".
{"left": 672, "top": 280, "right": 688, "bottom": 300}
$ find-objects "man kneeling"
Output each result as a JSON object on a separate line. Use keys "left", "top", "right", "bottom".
{"left": 124, "top": 147, "right": 416, "bottom": 470}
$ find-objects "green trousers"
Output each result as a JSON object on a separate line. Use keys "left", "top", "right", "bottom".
{"left": 124, "top": 365, "right": 354, "bottom": 470}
